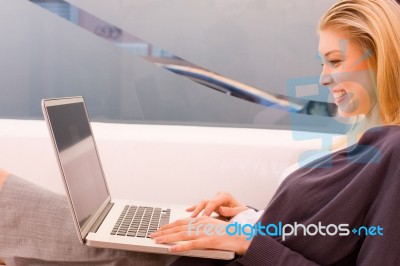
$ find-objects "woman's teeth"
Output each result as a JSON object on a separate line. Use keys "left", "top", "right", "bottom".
{"left": 333, "top": 90, "right": 347, "bottom": 99}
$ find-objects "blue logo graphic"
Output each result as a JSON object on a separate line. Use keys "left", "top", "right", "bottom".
{"left": 286, "top": 41, "right": 382, "bottom": 168}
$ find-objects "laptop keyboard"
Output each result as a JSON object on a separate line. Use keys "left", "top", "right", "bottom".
{"left": 110, "top": 205, "right": 171, "bottom": 238}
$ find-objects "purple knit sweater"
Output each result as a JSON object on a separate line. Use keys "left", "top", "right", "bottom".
{"left": 173, "top": 125, "right": 400, "bottom": 266}
{"left": 230, "top": 126, "right": 400, "bottom": 266}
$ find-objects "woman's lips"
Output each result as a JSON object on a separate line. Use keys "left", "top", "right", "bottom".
{"left": 333, "top": 89, "right": 348, "bottom": 105}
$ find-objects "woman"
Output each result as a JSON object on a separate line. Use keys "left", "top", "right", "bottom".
{"left": 2, "top": 0, "right": 400, "bottom": 265}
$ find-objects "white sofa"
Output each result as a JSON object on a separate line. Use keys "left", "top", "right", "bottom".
{"left": 0, "top": 119, "right": 328, "bottom": 209}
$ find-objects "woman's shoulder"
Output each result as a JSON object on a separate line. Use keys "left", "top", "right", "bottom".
{"left": 361, "top": 125, "right": 400, "bottom": 142}
{"left": 360, "top": 125, "right": 400, "bottom": 153}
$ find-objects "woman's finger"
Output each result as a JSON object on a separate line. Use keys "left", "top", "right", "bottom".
{"left": 219, "top": 206, "right": 248, "bottom": 217}
{"left": 155, "top": 230, "right": 198, "bottom": 244}
{"left": 158, "top": 218, "right": 192, "bottom": 231}
{"left": 169, "top": 239, "right": 204, "bottom": 253}
{"left": 151, "top": 224, "right": 190, "bottom": 238}
{"left": 190, "top": 200, "right": 208, "bottom": 218}
{"left": 185, "top": 205, "right": 196, "bottom": 212}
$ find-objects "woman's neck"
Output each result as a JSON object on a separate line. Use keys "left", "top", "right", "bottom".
{"left": 341, "top": 105, "right": 382, "bottom": 148}
{"left": 364, "top": 104, "right": 382, "bottom": 131}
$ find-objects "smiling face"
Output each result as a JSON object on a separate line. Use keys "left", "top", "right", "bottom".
{"left": 319, "top": 29, "right": 377, "bottom": 118}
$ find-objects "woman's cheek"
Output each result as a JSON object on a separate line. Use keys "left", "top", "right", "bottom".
{"left": 337, "top": 81, "right": 372, "bottom": 116}
{"left": 333, "top": 69, "right": 376, "bottom": 117}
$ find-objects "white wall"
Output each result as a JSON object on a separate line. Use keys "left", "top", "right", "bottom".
{"left": 0, "top": 119, "right": 333, "bottom": 209}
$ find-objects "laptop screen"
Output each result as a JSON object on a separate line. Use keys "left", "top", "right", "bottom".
{"left": 46, "top": 101, "right": 109, "bottom": 229}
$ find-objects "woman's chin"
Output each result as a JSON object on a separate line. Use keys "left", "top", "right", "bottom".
{"left": 336, "top": 97, "right": 367, "bottom": 117}
{"left": 337, "top": 109, "right": 356, "bottom": 118}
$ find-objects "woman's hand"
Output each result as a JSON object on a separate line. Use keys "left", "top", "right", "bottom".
{"left": 151, "top": 216, "right": 250, "bottom": 255}
{"left": 186, "top": 192, "right": 248, "bottom": 218}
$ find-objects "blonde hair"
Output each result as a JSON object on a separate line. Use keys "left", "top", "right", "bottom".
{"left": 319, "top": 0, "right": 400, "bottom": 126}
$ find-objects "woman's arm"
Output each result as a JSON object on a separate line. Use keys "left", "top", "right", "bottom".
{"left": 0, "top": 169, "right": 9, "bottom": 190}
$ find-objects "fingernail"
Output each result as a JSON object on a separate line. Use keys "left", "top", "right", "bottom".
{"left": 169, "top": 246, "right": 177, "bottom": 252}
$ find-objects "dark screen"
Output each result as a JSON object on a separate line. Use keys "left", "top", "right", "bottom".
{"left": 47, "top": 102, "right": 109, "bottom": 228}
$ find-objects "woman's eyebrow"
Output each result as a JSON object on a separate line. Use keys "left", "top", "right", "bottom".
{"left": 324, "top": 50, "right": 342, "bottom": 57}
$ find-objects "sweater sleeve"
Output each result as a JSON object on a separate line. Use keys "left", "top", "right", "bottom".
{"left": 227, "top": 235, "right": 320, "bottom": 266}
{"left": 355, "top": 168, "right": 400, "bottom": 265}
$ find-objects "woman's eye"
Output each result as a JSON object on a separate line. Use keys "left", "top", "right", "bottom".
{"left": 329, "top": 60, "right": 341, "bottom": 67}
{"left": 321, "top": 59, "right": 342, "bottom": 68}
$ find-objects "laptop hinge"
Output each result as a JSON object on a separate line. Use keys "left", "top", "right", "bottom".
{"left": 89, "top": 202, "right": 114, "bottom": 234}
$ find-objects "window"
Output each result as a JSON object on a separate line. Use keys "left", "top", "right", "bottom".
{"left": 0, "top": 0, "right": 343, "bottom": 133}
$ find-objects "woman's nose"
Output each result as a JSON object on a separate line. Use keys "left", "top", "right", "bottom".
{"left": 319, "top": 72, "right": 334, "bottom": 86}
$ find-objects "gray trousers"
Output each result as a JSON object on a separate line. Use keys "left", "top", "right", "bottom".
{"left": 0, "top": 175, "right": 179, "bottom": 266}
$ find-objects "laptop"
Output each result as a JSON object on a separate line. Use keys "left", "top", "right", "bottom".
{"left": 41, "top": 96, "right": 235, "bottom": 260}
